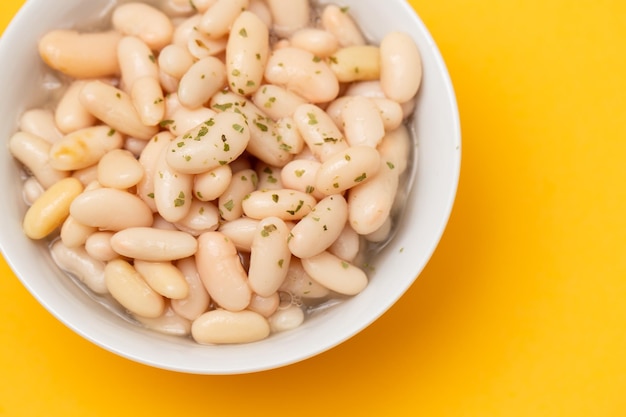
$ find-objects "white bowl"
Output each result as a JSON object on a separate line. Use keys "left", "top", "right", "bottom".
{"left": 0, "top": 0, "right": 460, "bottom": 374}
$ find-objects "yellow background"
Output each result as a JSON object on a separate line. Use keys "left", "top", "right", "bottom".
{"left": 2, "top": 0, "right": 626, "bottom": 415}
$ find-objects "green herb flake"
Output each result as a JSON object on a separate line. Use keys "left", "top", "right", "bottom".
{"left": 184, "top": 155, "right": 192, "bottom": 161}
{"left": 307, "top": 112, "right": 318, "bottom": 125}
{"left": 239, "top": 27, "right": 248, "bottom": 37}
{"left": 341, "top": 261, "right": 350, "bottom": 269}
{"left": 386, "top": 161, "right": 395, "bottom": 170}
{"left": 153, "top": 97, "right": 163, "bottom": 105}
{"left": 323, "top": 224, "right": 328, "bottom": 231}
{"left": 213, "top": 102, "right": 233, "bottom": 111}
{"left": 232, "top": 123, "right": 245, "bottom": 133}
{"left": 333, "top": 182, "right": 339, "bottom": 189}
{"left": 223, "top": 199, "right": 235, "bottom": 211}
{"left": 286, "top": 199, "right": 304, "bottom": 216}
{"left": 255, "top": 121, "right": 268, "bottom": 132}
{"left": 279, "top": 143, "right": 292, "bottom": 151}
{"left": 261, "top": 224, "right": 277, "bottom": 237}
{"left": 340, "top": 6, "right": 350, "bottom": 13}
{"left": 344, "top": 154, "right": 351, "bottom": 161}
{"left": 196, "top": 191, "right": 204, "bottom": 199}
{"left": 107, "top": 128, "right": 116, "bottom": 137}
{"left": 354, "top": 173, "right": 367, "bottom": 182}
{"left": 329, "top": 56, "right": 338, "bottom": 64}
{"left": 219, "top": 160, "right": 228, "bottom": 165}
{"left": 147, "top": 192, "right": 155, "bottom": 199}
{"left": 205, "top": 118, "right": 216, "bottom": 126}
{"left": 177, "top": 141, "right": 185, "bottom": 148}
{"left": 159, "top": 119, "right": 175, "bottom": 128}
{"left": 323, "top": 137, "right": 338, "bottom": 143}
{"left": 272, "top": 194, "right": 279, "bottom": 203}
{"left": 278, "top": 259, "right": 284, "bottom": 268}
{"left": 115, "top": 92, "right": 121, "bottom": 99}
{"left": 295, "top": 169, "right": 305, "bottom": 178}
{"left": 256, "top": 53, "right": 261, "bottom": 60}
{"left": 267, "top": 175, "right": 278, "bottom": 184}
{"left": 199, "top": 207, "right": 205, "bottom": 215}
{"left": 305, "top": 185, "right": 315, "bottom": 194}
{"left": 232, "top": 69, "right": 241, "bottom": 77}
{"left": 312, "top": 56, "right": 322, "bottom": 63}
{"left": 148, "top": 54, "right": 156, "bottom": 63}
{"left": 174, "top": 191, "right": 185, "bottom": 207}
{"left": 246, "top": 80, "right": 255, "bottom": 87}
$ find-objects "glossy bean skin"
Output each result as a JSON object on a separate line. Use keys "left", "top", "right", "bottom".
{"left": 112, "top": 2, "right": 174, "bottom": 51}
{"left": 248, "top": 217, "right": 291, "bottom": 297}
{"left": 22, "top": 177, "right": 44, "bottom": 205}
{"left": 293, "top": 103, "right": 348, "bottom": 162}
{"left": 315, "top": 145, "right": 381, "bottom": 195}
{"left": 178, "top": 57, "right": 227, "bottom": 109}
{"left": 19, "top": 109, "right": 63, "bottom": 144}
{"left": 133, "top": 303, "right": 191, "bottom": 336}
{"left": 242, "top": 189, "right": 316, "bottom": 221}
{"left": 84, "top": 231, "right": 119, "bottom": 262}
{"left": 376, "top": 125, "right": 412, "bottom": 175}
{"left": 328, "top": 223, "right": 360, "bottom": 262}
{"left": 218, "top": 168, "right": 257, "bottom": 221}
{"left": 166, "top": 107, "right": 218, "bottom": 137}
{"left": 60, "top": 214, "right": 97, "bottom": 248}
{"left": 268, "top": 304, "right": 304, "bottom": 333}
{"left": 278, "top": 256, "right": 330, "bottom": 299}
{"left": 290, "top": 28, "right": 339, "bottom": 58}
{"left": 301, "top": 251, "right": 367, "bottom": 296}
{"left": 195, "top": 231, "right": 252, "bottom": 312}
{"left": 117, "top": 36, "right": 159, "bottom": 91}
{"left": 218, "top": 217, "right": 260, "bottom": 252}
{"left": 252, "top": 84, "right": 307, "bottom": 121}
{"left": 380, "top": 31, "right": 423, "bottom": 104}
{"left": 55, "top": 81, "right": 97, "bottom": 133}
{"left": 110, "top": 227, "right": 198, "bottom": 261}
{"left": 70, "top": 188, "right": 153, "bottom": 231}
{"left": 247, "top": 292, "right": 279, "bottom": 318}
{"left": 97, "top": 149, "right": 145, "bottom": 189}
{"left": 22, "top": 177, "right": 83, "bottom": 240}
{"left": 9, "top": 131, "right": 70, "bottom": 188}
{"left": 280, "top": 158, "right": 325, "bottom": 200}
{"left": 266, "top": 0, "right": 309, "bottom": 37}
{"left": 158, "top": 44, "right": 194, "bottom": 79}
{"left": 199, "top": 0, "right": 249, "bottom": 39}
{"left": 321, "top": 5, "right": 365, "bottom": 47}
{"left": 193, "top": 164, "right": 233, "bottom": 201}
{"left": 136, "top": 131, "right": 174, "bottom": 212}
{"left": 48, "top": 125, "right": 124, "bottom": 171}
{"left": 329, "top": 45, "right": 380, "bottom": 83}
{"left": 191, "top": 309, "right": 270, "bottom": 344}
{"left": 38, "top": 30, "right": 121, "bottom": 78}
{"left": 342, "top": 96, "right": 385, "bottom": 147}
{"left": 174, "top": 199, "right": 220, "bottom": 236}
{"left": 50, "top": 239, "right": 108, "bottom": 294}
{"left": 131, "top": 76, "right": 165, "bottom": 126}
{"left": 134, "top": 260, "right": 190, "bottom": 299}
{"left": 171, "top": 257, "right": 211, "bottom": 321}
{"left": 153, "top": 144, "right": 194, "bottom": 223}
{"left": 105, "top": 259, "right": 165, "bottom": 318}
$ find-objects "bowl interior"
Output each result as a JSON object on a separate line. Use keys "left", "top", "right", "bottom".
{"left": 0, "top": 0, "right": 460, "bottom": 374}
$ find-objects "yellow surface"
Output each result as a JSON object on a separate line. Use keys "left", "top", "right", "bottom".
{"left": 2, "top": 0, "right": 626, "bottom": 416}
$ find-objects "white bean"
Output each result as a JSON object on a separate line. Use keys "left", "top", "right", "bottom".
{"left": 97, "top": 149, "right": 145, "bottom": 189}
{"left": 191, "top": 309, "right": 270, "bottom": 344}
{"left": 248, "top": 217, "right": 291, "bottom": 297}
{"left": 248, "top": 0, "right": 272, "bottom": 28}
{"left": 131, "top": 76, "right": 165, "bottom": 127}
{"left": 117, "top": 36, "right": 159, "bottom": 92}
{"left": 321, "top": 5, "right": 365, "bottom": 47}
{"left": 137, "top": 131, "right": 174, "bottom": 212}
{"left": 110, "top": 227, "right": 198, "bottom": 261}
{"left": 247, "top": 292, "right": 279, "bottom": 318}
{"left": 187, "top": 30, "right": 228, "bottom": 60}
{"left": 315, "top": 145, "right": 381, "bottom": 195}
{"left": 178, "top": 57, "right": 227, "bottom": 108}
{"left": 199, "top": 0, "right": 249, "bottom": 39}
{"left": 105, "top": 259, "right": 165, "bottom": 318}
{"left": 290, "top": 28, "right": 339, "bottom": 58}
{"left": 19, "top": 109, "right": 63, "bottom": 144}
{"left": 71, "top": 165, "right": 99, "bottom": 186}
{"left": 380, "top": 31, "right": 423, "bottom": 104}
{"left": 85, "top": 231, "right": 119, "bottom": 262}
{"left": 9, "top": 131, "right": 70, "bottom": 188}
{"left": 166, "top": 107, "right": 217, "bottom": 136}
{"left": 158, "top": 44, "right": 194, "bottom": 79}
{"left": 242, "top": 189, "right": 316, "bottom": 221}
{"left": 48, "top": 125, "right": 124, "bottom": 171}
{"left": 278, "top": 257, "right": 330, "bottom": 299}
{"left": 376, "top": 124, "right": 412, "bottom": 175}
{"left": 55, "top": 81, "right": 97, "bottom": 133}
{"left": 328, "top": 223, "right": 360, "bottom": 262}
{"left": 50, "top": 239, "right": 108, "bottom": 294}
{"left": 134, "top": 260, "right": 190, "bottom": 299}
{"left": 293, "top": 103, "right": 348, "bottom": 162}
{"left": 301, "top": 251, "right": 367, "bottom": 296}
{"left": 280, "top": 158, "right": 324, "bottom": 200}
{"left": 266, "top": 0, "right": 309, "bottom": 38}
{"left": 218, "top": 168, "right": 257, "bottom": 221}
{"left": 171, "top": 257, "right": 211, "bottom": 321}
{"left": 193, "top": 164, "right": 233, "bottom": 201}
{"left": 153, "top": 144, "right": 194, "bottom": 222}
{"left": 268, "top": 304, "right": 304, "bottom": 333}
{"left": 60, "top": 215, "right": 96, "bottom": 248}
{"left": 112, "top": 2, "right": 174, "bottom": 51}
{"left": 22, "top": 177, "right": 44, "bottom": 205}
{"left": 342, "top": 96, "right": 385, "bottom": 147}
{"left": 255, "top": 163, "right": 282, "bottom": 190}
{"left": 133, "top": 303, "right": 191, "bottom": 336}
{"left": 174, "top": 199, "right": 220, "bottom": 236}
{"left": 251, "top": 84, "right": 307, "bottom": 121}
{"left": 218, "top": 217, "right": 260, "bottom": 252}
{"left": 70, "top": 188, "right": 153, "bottom": 231}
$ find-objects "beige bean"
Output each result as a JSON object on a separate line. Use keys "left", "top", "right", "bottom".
{"left": 166, "top": 107, "right": 217, "bottom": 136}
{"left": 265, "top": 47, "right": 339, "bottom": 103}
{"left": 19, "top": 109, "right": 63, "bottom": 144}
{"left": 70, "top": 188, "right": 153, "bottom": 231}
{"left": 288, "top": 195, "right": 348, "bottom": 258}
{"left": 48, "top": 125, "right": 123, "bottom": 171}
{"left": 137, "top": 131, "right": 174, "bottom": 212}
{"left": 134, "top": 260, "right": 189, "bottom": 299}
{"left": 60, "top": 214, "right": 96, "bottom": 248}
{"left": 218, "top": 217, "right": 260, "bottom": 252}
{"left": 342, "top": 96, "right": 385, "bottom": 147}
{"left": 193, "top": 164, "right": 233, "bottom": 201}
{"left": 161, "top": 0, "right": 196, "bottom": 16}
{"left": 376, "top": 124, "right": 412, "bottom": 175}
{"left": 188, "top": 0, "right": 217, "bottom": 13}
{"left": 152, "top": 213, "right": 179, "bottom": 231}
{"left": 85, "top": 231, "right": 118, "bottom": 262}
{"left": 159, "top": 69, "right": 180, "bottom": 94}
{"left": 315, "top": 145, "right": 381, "bottom": 195}
{"left": 345, "top": 80, "right": 417, "bottom": 120}
{"left": 266, "top": 0, "right": 309, "bottom": 37}
{"left": 255, "top": 163, "right": 282, "bottom": 190}
{"left": 371, "top": 98, "right": 404, "bottom": 132}
{"left": 165, "top": 111, "right": 250, "bottom": 174}
{"left": 124, "top": 136, "right": 148, "bottom": 157}
{"left": 179, "top": 57, "right": 227, "bottom": 109}
{"left": 50, "top": 239, "right": 108, "bottom": 294}
{"left": 71, "top": 165, "right": 99, "bottom": 186}
{"left": 22, "top": 177, "right": 44, "bottom": 206}
{"left": 199, "top": 0, "right": 249, "bottom": 39}
{"left": 269, "top": 304, "right": 304, "bottom": 333}
{"left": 173, "top": 14, "right": 201, "bottom": 47}
{"left": 158, "top": 44, "right": 194, "bottom": 79}
{"left": 112, "top": 2, "right": 174, "bottom": 51}
{"left": 196, "top": 231, "right": 252, "bottom": 312}
{"left": 301, "top": 251, "right": 367, "bottom": 296}
{"left": 364, "top": 216, "right": 392, "bottom": 243}
{"left": 153, "top": 144, "right": 194, "bottom": 222}
{"left": 55, "top": 81, "right": 97, "bottom": 133}
{"left": 380, "top": 31, "right": 423, "bottom": 104}
{"left": 110, "top": 227, "right": 198, "bottom": 261}
{"left": 328, "top": 223, "right": 360, "bottom": 262}
{"left": 278, "top": 257, "right": 330, "bottom": 299}
{"left": 247, "top": 292, "right": 279, "bottom": 318}
{"left": 275, "top": 117, "right": 304, "bottom": 155}
{"left": 226, "top": 11, "right": 269, "bottom": 96}
{"left": 174, "top": 199, "right": 220, "bottom": 236}
{"left": 38, "top": 30, "right": 121, "bottom": 78}
{"left": 321, "top": 5, "right": 365, "bottom": 47}
{"left": 79, "top": 80, "right": 159, "bottom": 140}
{"left": 251, "top": 84, "right": 307, "bottom": 120}
{"left": 293, "top": 103, "right": 348, "bottom": 162}
{"left": 131, "top": 76, "right": 165, "bottom": 127}
{"left": 218, "top": 168, "right": 257, "bottom": 221}
{"left": 97, "top": 149, "right": 144, "bottom": 189}
{"left": 133, "top": 303, "right": 191, "bottom": 336}
{"left": 22, "top": 177, "right": 83, "bottom": 240}
{"left": 290, "top": 28, "right": 339, "bottom": 58}
{"left": 188, "top": 31, "right": 228, "bottom": 60}
{"left": 248, "top": 0, "right": 272, "bottom": 28}
{"left": 105, "top": 259, "right": 165, "bottom": 318}
{"left": 242, "top": 189, "right": 316, "bottom": 221}
{"left": 9, "top": 131, "right": 69, "bottom": 188}
{"left": 191, "top": 309, "right": 270, "bottom": 344}
{"left": 329, "top": 45, "right": 380, "bottom": 83}
{"left": 248, "top": 217, "right": 291, "bottom": 297}
{"left": 171, "top": 257, "right": 211, "bottom": 321}
{"left": 118, "top": 36, "right": 159, "bottom": 92}
{"left": 280, "top": 158, "right": 324, "bottom": 200}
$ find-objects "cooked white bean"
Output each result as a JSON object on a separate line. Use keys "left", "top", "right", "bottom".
{"left": 179, "top": 57, "right": 227, "bottom": 109}
{"left": 290, "top": 28, "right": 339, "bottom": 58}
{"left": 251, "top": 84, "right": 307, "bottom": 121}
{"left": 60, "top": 214, "right": 96, "bottom": 248}
{"left": 269, "top": 304, "right": 304, "bottom": 333}
{"left": 50, "top": 239, "right": 108, "bottom": 294}
{"left": 293, "top": 103, "right": 348, "bottom": 162}
{"left": 71, "top": 165, "right": 99, "bottom": 186}
{"left": 315, "top": 145, "right": 380, "bottom": 195}
{"left": 38, "top": 30, "right": 121, "bottom": 78}
{"left": 191, "top": 309, "right": 270, "bottom": 344}
{"left": 188, "top": 31, "right": 228, "bottom": 60}
{"left": 22, "top": 177, "right": 83, "bottom": 240}
{"left": 48, "top": 125, "right": 123, "bottom": 171}
{"left": 110, "top": 227, "right": 198, "bottom": 261}
{"left": 328, "top": 223, "right": 360, "bottom": 262}
{"left": 158, "top": 44, "right": 194, "bottom": 79}
{"left": 165, "top": 111, "right": 249, "bottom": 175}
{"left": 125, "top": 137, "right": 150, "bottom": 156}
{"left": 329, "top": 45, "right": 380, "bottom": 83}
{"left": 376, "top": 124, "right": 412, "bottom": 175}
{"left": 195, "top": 231, "right": 252, "bottom": 312}
{"left": 153, "top": 144, "right": 194, "bottom": 222}
{"left": 137, "top": 131, "right": 174, "bottom": 211}
{"left": 79, "top": 81, "right": 159, "bottom": 140}
{"left": 248, "top": 0, "right": 272, "bottom": 28}
{"left": 371, "top": 98, "right": 404, "bottom": 132}
{"left": 174, "top": 199, "right": 220, "bottom": 236}
{"left": 171, "top": 257, "right": 211, "bottom": 321}
{"left": 55, "top": 81, "right": 97, "bottom": 133}
{"left": 280, "top": 158, "right": 324, "bottom": 200}
{"left": 151, "top": 213, "right": 179, "bottom": 230}
{"left": 134, "top": 260, "right": 190, "bottom": 299}
{"left": 9, "top": 131, "right": 70, "bottom": 188}
{"left": 265, "top": 47, "right": 339, "bottom": 103}
{"left": 112, "top": 2, "right": 174, "bottom": 51}
{"left": 218, "top": 168, "right": 257, "bottom": 221}
{"left": 218, "top": 217, "right": 260, "bottom": 252}
{"left": 166, "top": 107, "right": 217, "bottom": 136}
{"left": 133, "top": 303, "right": 191, "bottom": 336}
{"left": 19, "top": 109, "right": 63, "bottom": 144}
{"left": 345, "top": 80, "right": 416, "bottom": 119}
{"left": 199, "top": 0, "right": 249, "bottom": 39}
{"left": 321, "top": 5, "right": 365, "bottom": 47}
{"left": 342, "top": 96, "right": 385, "bottom": 147}
{"left": 131, "top": 76, "right": 165, "bottom": 127}
{"left": 226, "top": 11, "right": 269, "bottom": 96}
{"left": 188, "top": 0, "right": 216, "bottom": 13}
{"left": 301, "top": 251, "right": 367, "bottom": 295}
{"left": 255, "top": 163, "right": 282, "bottom": 190}
{"left": 248, "top": 292, "right": 279, "bottom": 318}
{"left": 118, "top": 36, "right": 159, "bottom": 92}
{"left": 97, "top": 149, "right": 144, "bottom": 189}
{"left": 288, "top": 195, "right": 348, "bottom": 258}
{"left": 275, "top": 117, "right": 304, "bottom": 155}
{"left": 84, "top": 231, "right": 118, "bottom": 262}
{"left": 105, "top": 259, "right": 165, "bottom": 318}
{"left": 266, "top": 0, "right": 309, "bottom": 38}
{"left": 159, "top": 69, "right": 179, "bottom": 94}
{"left": 278, "top": 256, "right": 330, "bottom": 299}
{"left": 380, "top": 31, "right": 423, "bottom": 104}
{"left": 22, "top": 177, "right": 44, "bottom": 205}
{"left": 173, "top": 14, "right": 201, "bottom": 47}
{"left": 70, "top": 188, "right": 153, "bottom": 231}
{"left": 364, "top": 216, "right": 392, "bottom": 243}
{"left": 193, "top": 164, "right": 233, "bottom": 201}
{"left": 248, "top": 217, "right": 291, "bottom": 297}
{"left": 242, "top": 189, "right": 316, "bottom": 221}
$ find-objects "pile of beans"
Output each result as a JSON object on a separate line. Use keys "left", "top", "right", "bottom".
{"left": 9, "top": 0, "right": 422, "bottom": 344}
